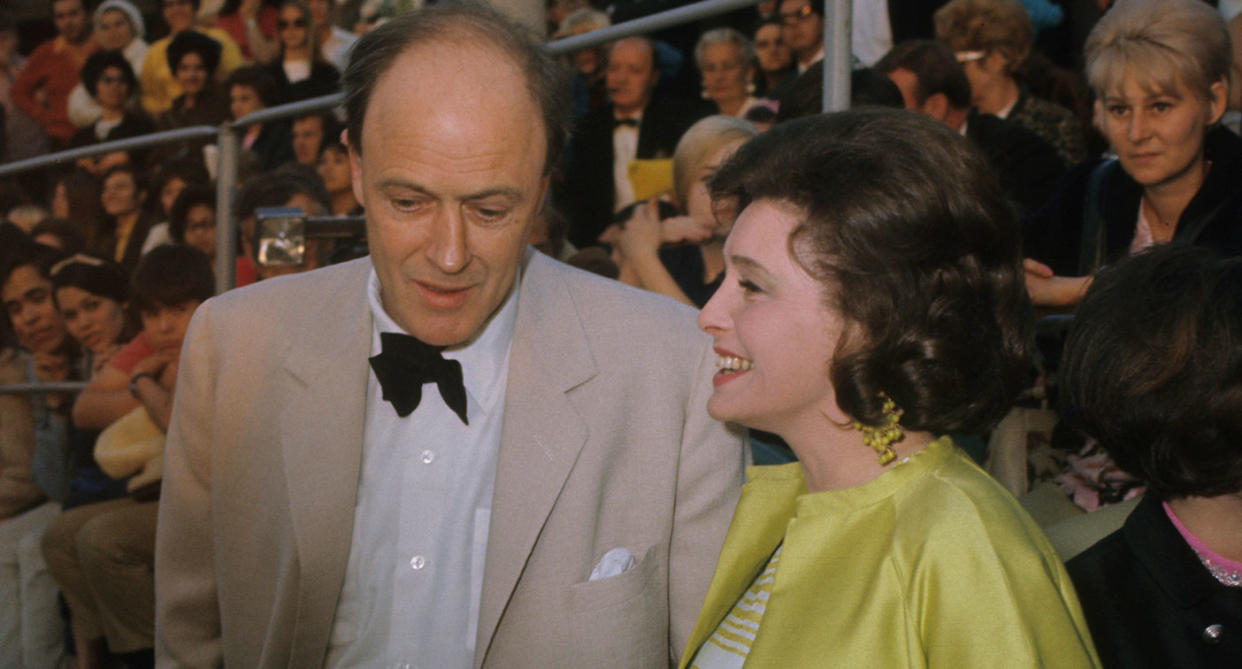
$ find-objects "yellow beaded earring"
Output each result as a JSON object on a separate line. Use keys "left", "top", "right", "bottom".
{"left": 852, "top": 394, "right": 904, "bottom": 465}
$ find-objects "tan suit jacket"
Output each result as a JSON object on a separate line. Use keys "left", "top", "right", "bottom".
{"left": 154, "top": 249, "right": 746, "bottom": 668}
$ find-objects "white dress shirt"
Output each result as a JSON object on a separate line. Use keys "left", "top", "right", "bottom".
{"left": 612, "top": 111, "right": 641, "bottom": 211}
{"left": 325, "top": 269, "right": 519, "bottom": 669}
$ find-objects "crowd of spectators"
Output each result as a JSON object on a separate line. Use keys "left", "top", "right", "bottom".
{"left": 1, "top": 0, "right": 1241, "bottom": 666}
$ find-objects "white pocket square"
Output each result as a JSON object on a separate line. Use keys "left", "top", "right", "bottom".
{"left": 588, "top": 547, "right": 636, "bottom": 581}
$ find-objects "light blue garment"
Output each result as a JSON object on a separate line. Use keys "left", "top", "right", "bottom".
{"left": 1020, "top": 0, "right": 1064, "bottom": 34}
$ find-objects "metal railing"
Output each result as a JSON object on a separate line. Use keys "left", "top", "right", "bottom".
{"left": 0, "top": 0, "right": 852, "bottom": 394}
{"left": 0, "top": 381, "right": 89, "bottom": 395}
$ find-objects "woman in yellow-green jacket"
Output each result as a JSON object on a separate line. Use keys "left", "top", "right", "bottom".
{"left": 681, "top": 109, "right": 1100, "bottom": 668}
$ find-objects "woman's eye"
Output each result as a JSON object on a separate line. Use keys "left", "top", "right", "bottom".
{"left": 739, "top": 279, "right": 761, "bottom": 294}
{"left": 1106, "top": 105, "right": 1128, "bottom": 117}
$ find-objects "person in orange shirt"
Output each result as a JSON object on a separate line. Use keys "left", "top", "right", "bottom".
{"left": 11, "top": 0, "right": 99, "bottom": 145}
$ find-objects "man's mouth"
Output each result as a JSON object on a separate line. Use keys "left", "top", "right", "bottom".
{"left": 414, "top": 280, "right": 474, "bottom": 309}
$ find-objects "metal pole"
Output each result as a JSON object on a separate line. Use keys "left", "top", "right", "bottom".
{"left": 215, "top": 125, "right": 240, "bottom": 294}
{"left": 822, "top": 0, "right": 852, "bottom": 112}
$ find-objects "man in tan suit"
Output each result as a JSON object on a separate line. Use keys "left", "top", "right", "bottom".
{"left": 153, "top": 5, "right": 746, "bottom": 668}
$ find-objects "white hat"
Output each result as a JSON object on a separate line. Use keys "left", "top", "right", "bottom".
{"left": 94, "top": 0, "right": 146, "bottom": 40}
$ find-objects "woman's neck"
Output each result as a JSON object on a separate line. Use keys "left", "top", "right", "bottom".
{"left": 717, "top": 95, "right": 747, "bottom": 118}
{"left": 782, "top": 414, "right": 935, "bottom": 493}
{"left": 115, "top": 209, "right": 139, "bottom": 233}
{"left": 330, "top": 189, "right": 358, "bottom": 216}
{"left": 764, "top": 69, "right": 787, "bottom": 90}
{"left": 100, "top": 105, "right": 125, "bottom": 122}
{"left": 1142, "top": 156, "right": 1210, "bottom": 239}
{"left": 977, "top": 77, "right": 1020, "bottom": 116}
{"left": 285, "top": 45, "right": 311, "bottom": 62}
{"left": 1167, "top": 493, "right": 1242, "bottom": 562}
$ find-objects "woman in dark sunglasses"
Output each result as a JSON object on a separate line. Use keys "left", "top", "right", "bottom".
{"left": 265, "top": 0, "right": 339, "bottom": 104}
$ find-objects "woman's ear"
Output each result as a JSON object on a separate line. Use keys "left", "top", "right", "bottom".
{"left": 1208, "top": 79, "right": 1228, "bottom": 125}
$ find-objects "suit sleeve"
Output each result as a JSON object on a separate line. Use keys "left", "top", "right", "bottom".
{"left": 667, "top": 339, "right": 747, "bottom": 661}
{"left": 154, "top": 300, "right": 224, "bottom": 668}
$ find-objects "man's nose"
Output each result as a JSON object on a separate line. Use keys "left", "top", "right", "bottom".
{"left": 426, "top": 207, "right": 469, "bottom": 274}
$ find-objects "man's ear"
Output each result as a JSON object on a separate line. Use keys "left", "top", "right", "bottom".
{"left": 920, "top": 93, "right": 950, "bottom": 122}
{"left": 346, "top": 130, "right": 364, "bottom": 205}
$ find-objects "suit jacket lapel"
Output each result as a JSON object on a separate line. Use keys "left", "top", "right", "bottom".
{"left": 275, "top": 259, "right": 372, "bottom": 665}
{"left": 474, "top": 250, "right": 595, "bottom": 667}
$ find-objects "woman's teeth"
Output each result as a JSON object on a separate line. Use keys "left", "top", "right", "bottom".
{"left": 715, "top": 355, "right": 753, "bottom": 372}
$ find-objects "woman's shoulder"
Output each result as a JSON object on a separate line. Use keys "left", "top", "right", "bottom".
{"left": 890, "top": 443, "right": 1056, "bottom": 558}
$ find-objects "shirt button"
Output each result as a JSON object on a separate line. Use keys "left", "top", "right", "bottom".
{"left": 1202, "top": 624, "right": 1223, "bottom": 644}
{"left": 421, "top": 449, "right": 435, "bottom": 464}
{"left": 410, "top": 554, "right": 426, "bottom": 570}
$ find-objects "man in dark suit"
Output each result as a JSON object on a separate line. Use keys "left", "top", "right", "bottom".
{"left": 556, "top": 37, "right": 706, "bottom": 249}
{"left": 876, "top": 40, "right": 1066, "bottom": 217}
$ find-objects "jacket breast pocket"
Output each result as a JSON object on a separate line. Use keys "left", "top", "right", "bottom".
{"left": 568, "top": 544, "right": 667, "bottom": 667}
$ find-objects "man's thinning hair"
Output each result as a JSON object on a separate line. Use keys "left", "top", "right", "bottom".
{"left": 343, "top": 2, "right": 572, "bottom": 174}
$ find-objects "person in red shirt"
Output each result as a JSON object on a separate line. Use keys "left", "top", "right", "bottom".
{"left": 12, "top": 0, "right": 99, "bottom": 146}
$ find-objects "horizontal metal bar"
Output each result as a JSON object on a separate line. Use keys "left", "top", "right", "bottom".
{"left": 0, "top": 381, "right": 90, "bottom": 395}
{"left": 229, "top": 93, "right": 343, "bottom": 128}
{"left": 0, "top": 126, "right": 219, "bottom": 178}
{"left": 546, "top": 0, "right": 760, "bottom": 55}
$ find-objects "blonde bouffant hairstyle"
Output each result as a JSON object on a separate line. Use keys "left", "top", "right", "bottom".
{"left": 1084, "top": 0, "right": 1231, "bottom": 102}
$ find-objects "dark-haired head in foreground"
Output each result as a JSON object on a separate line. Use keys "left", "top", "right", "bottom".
{"left": 1061, "top": 243, "right": 1242, "bottom": 500}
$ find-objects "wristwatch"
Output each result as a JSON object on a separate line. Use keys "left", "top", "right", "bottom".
{"left": 129, "top": 372, "right": 156, "bottom": 399}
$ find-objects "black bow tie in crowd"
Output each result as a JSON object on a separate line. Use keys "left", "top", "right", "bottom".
{"left": 369, "top": 332, "right": 469, "bottom": 425}
{"left": 613, "top": 117, "right": 639, "bottom": 128}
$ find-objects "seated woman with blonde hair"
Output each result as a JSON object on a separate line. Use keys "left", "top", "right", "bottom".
{"left": 606, "top": 115, "right": 757, "bottom": 307}
{"left": 1023, "top": 0, "right": 1240, "bottom": 307}
{"left": 680, "top": 108, "right": 1100, "bottom": 668}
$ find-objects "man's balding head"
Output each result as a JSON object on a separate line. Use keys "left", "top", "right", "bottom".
{"left": 342, "top": 3, "right": 571, "bottom": 175}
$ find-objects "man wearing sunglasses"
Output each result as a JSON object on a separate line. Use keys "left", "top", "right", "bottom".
{"left": 777, "top": 0, "right": 823, "bottom": 73}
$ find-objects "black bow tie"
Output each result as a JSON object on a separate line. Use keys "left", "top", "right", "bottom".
{"left": 613, "top": 117, "right": 639, "bottom": 128}
{"left": 369, "top": 332, "right": 469, "bottom": 425}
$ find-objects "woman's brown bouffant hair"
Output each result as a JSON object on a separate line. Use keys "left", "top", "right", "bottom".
{"left": 709, "top": 108, "right": 1033, "bottom": 433}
